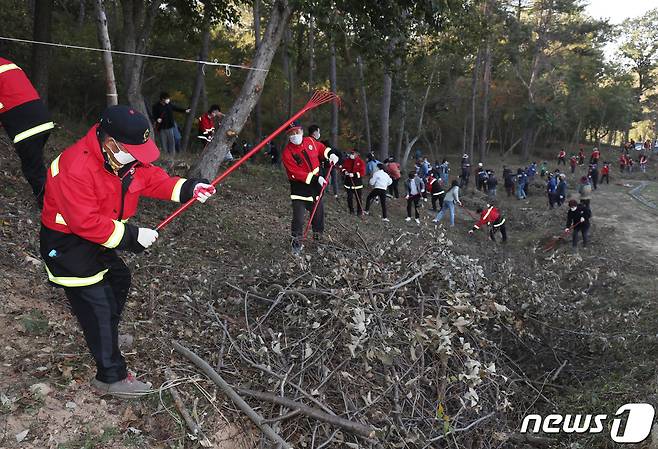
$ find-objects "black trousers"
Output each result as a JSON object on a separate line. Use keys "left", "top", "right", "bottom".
{"left": 365, "top": 188, "right": 388, "bottom": 218}
{"left": 558, "top": 158, "right": 566, "bottom": 165}
{"left": 407, "top": 195, "right": 420, "bottom": 218}
{"left": 388, "top": 179, "right": 399, "bottom": 198}
{"left": 291, "top": 199, "right": 324, "bottom": 249}
{"left": 63, "top": 251, "right": 130, "bottom": 383}
{"left": 601, "top": 174, "right": 609, "bottom": 184}
{"left": 431, "top": 193, "right": 444, "bottom": 211}
{"left": 346, "top": 188, "right": 363, "bottom": 214}
{"left": 490, "top": 223, "right": 507, "bottom": 242}
{"left": 14, "top": 132, "right": 49, "bottom": 200}
{"left": 591, "top": 173, "right": 598, "bottom": 190}
{"left": 548, "top": 192, "right": 557, "bottom": 208}
{"left": 572, "top": 224, "right": 589, "bottom": 247}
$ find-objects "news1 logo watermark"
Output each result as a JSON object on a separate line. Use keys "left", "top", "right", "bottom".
{"left": 520, "top": 404, "right": 655, "bottom": 443}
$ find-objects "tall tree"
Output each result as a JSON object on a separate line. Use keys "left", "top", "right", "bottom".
{"left": 94, "top": 0, "right": 119, "bottom": 106}
{"left": 190, "top": 0, "right": 292, "bottom": 179}
{"left": 329, "top": 35, "right": 339, "bottom": 149}
{"left": 253, "top": 0, "right": 263, "bottom": 139}
{"left": 181, "top": 20, "right": 211, "bottom": 152}
{"left": 31, "top": 0, "right": 54, "bottom": 104}
{"left": 356, "top": 55, "right": 372, "bottom": 152}
{"left": 378, "top": 69, "right": 393, "bottom": 160}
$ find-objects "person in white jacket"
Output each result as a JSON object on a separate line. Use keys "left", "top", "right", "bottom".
{"left": 364, "top": 163, "right": 393, "bottom": 221}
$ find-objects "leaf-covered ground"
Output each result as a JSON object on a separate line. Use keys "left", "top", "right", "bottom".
{"left": 2, "top": 130, "right": 658, "bottom": 448}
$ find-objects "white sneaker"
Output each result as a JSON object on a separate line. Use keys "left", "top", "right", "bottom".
{"left": 363, "top": 210, "right": 370, "bottom": 215}
{"left": 432, "top": 219, "right": 439, "bottom": 223}
{"left": 405, "top": 217, "right": 411, "bottom": 222}
{"left": 415, "top": 218, "right": 420, "bottom": 224}
{"left": 382, "top": 218, "right": 390, "bottom": 222}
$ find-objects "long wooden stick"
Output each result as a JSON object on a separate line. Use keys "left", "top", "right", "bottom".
{"left": 237, "top": 388, "right": 377, "bottom": 438}
{"left": 171, "top": 340, "right": 292, "bottom": 449}
{"left": 164, "top": 368, "right": 200, "bottom": 436}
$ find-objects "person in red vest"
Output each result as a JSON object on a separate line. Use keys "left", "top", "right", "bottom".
{"left": 601, "top": 162, "right": 610, "bottom": 184}
{"left": 569, "top": 154, "right": 578, "bottom": 173}
{"left": 197, "top": 104, "right": 223, "bottom": 143}
{"left": 557, "top": 149, "right": 566, "bottom": 166}
{"left": 281, "top": 121, "right": 339, "bottom": 254}
{"left": 590, "top": 147, "right": 600, "bottom": 164}
{"left": 340, "top": 149, "right": 366, "bottom": 216}
{"left": 0, "top": 57, "right": 54, "bottom": 205}
{"left": 468, "top": 203, "right": 507, "bottom": 243}
{"left": 426, "top": 170, "right": 445, "bottom": 211}
{"left": 40, "top": 105, "right": 215, "bottom": 398}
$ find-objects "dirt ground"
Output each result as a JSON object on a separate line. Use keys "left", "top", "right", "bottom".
{"left": 1, "top": 132, "right": 658, "bottom": 448}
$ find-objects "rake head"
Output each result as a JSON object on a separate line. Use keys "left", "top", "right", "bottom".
{"left": 306, "top": 90, "right": 342, "bottom": 109}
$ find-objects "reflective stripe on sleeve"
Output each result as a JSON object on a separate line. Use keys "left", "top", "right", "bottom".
{"left": 482, "top": 207, "right": 493, "bottom": 222}
{"left": 304, "top": 167, "right": 319, "bottom": 184}
{"left": 13, "top": 122, "right": 55, "bottom": 143}
{"left": 0, "top": 63, "right": 19, "bottom": 75}
{"left": 102, "top": 220, "right": 125, "bottom": 248}
{"left": 45, "top": 265, "right": 109, "bottom": 287}
{"left": 170, "top": 178, "right": 187, "bottom": 202}
{"left": 323, "top": 147, "right": 332, "bottom": 159}
{"left": 51, "top": 155, "right": 61, "bottom": 177}
{"left": 493, "top": 218, "right": 506, "bottom": 227}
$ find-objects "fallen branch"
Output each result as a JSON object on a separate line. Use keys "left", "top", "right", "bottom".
{"left": 171, "top": 340, "right": 293, "bottom": 449}
{"left": 236, "top": 388, "right": 377, "bottom": 439}
{"left": 164, "top": 368, "right": 201, "bottom": 437}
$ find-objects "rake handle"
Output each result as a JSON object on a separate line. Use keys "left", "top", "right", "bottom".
{"left": 156, "top": 94, "right": 337, "bottom": 231}
{"left": 303, "top": 162, "right": 335, "bottom": 241}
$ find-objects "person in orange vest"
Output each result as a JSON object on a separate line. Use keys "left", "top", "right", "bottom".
{"left": 468, "top": 204, "right": 507, "bottom": 243}
{"left": 0, "top": 57, "right": 54, "bottom": 206}
{"left": 340, "top": 149, "right": 366, "bottom": 215}
{"left": 557, "top": 149, "right": 566, "bottom": 165}
{"left": 40, "top": 105, "right": 216, "bottom": 398}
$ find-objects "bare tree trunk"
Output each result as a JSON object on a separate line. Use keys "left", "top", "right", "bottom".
{"left": 181, "top": 22, "right": 211, "bottom": 152}
{"left": 401, "top": 70, "right": 434, "bottom": 168}
{"left": 282, "top": 28, "right": 293, "bottom": 118}
{"left": 395, "top": 97, "right": 406, "bottom": 162}
{"left": 253, "top": 0, "right": 262, "bottom": 140}
{"left": 31, "top": 0, "right": 54, "bottom": 104}
{"left": 479, "top": 41, "right": 492, "bottom": 162}
{"left": 120, "top": 0, "right": 162, "bottom": 120}
{"left": 329, "top": 36, "right": 339, "bottom": 149}
{"left": 94, "top": 0, "right": 119, "bottom": 106}
{"left": 308, "top": 15, "right": 315, "bottom": 91}
{"left": 77, "top": 0, "right": 86, "bottom": 28}
{"left": 469, "top": 48, "right": 482, "bottom": 160}
{"left": 357, "top": 55, "right": 371, "bottom": 152}
{"left": 190, "top": 0, "right": 292, "bottom": 179}
{"left": 379, "top": 70, "right": 393, "bottom": 160}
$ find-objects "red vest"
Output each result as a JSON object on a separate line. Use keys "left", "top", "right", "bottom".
{"left": 0, "top": 57, "right": 40, "bottom": 113}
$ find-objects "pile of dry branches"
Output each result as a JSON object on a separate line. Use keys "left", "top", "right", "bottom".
{"left": 166, "top": 228, "right": 552, "bottom": 448}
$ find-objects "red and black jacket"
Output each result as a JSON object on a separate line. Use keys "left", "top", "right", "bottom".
{"left": 472, "top": 206, "right": 505, "bottom": 231}
{"left": 282, "top": 136, "right": 337, "bottom": 202}
{"left": 426, "top": 175, "right": 444, "bottom": 196}
{"left": 40, "top": 125, "right": 204, "bottom": 287}
{"left": 570, "top": 156, "right": 577, "bottom": 166}
{"left": 0, "top": 57, "right": 53, "bottom": 143}
{"left": 558, "top": 151, "right": 566, "bottom": 159}
{"left": 601, "top": 164, "right": 610, "bottom": 175}
{"left": 341, "top": 156, "right": 366, "bottom": 189}
{"left": 197, "top": 113, "right": 214, "bottom": 141}
{"left": 591, "top": 150, "right": 600, "bottom": 161}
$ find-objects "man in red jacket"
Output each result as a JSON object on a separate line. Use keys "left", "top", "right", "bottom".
{"left": 40, "top": 105, "right": 215, "bottom": 398}
{"left": 197, "top": 104, "right": 223, "bottom": 143}
{"left": 341, "top": 149, "right": 366, "bottom": 216}
{"left": 468, "top": 204, "right": 507, "bottom": 242}
{"left": 0, "top": 57, "right": 54, "bottom": 205}
{"left": 557, "top": 149, "right": 566, "bottom": 166}
{"left": 282, "top": 121, "right": 339, "bottom": 254}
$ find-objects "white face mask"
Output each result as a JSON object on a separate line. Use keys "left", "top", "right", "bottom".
{"left": 164, "top": 98, "right": 171, "bottom": 104}
{"left": 570, "top": 207, "right": 577, "bottom": 212}
{"left": 350, "top": 154, "right": 356, "bottom": 160}
{"left": 114, "top": 149, "right": 136, "bottom": 165}
{"left": 289, "top": 134, "right": 303, "bottom": 145}
{"left": 313, "top": 131, "right": 320, "bottom": 140}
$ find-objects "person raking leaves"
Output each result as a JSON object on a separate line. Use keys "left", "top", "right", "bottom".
{"left": 39, "top": 105, "right": 216, "bottom": 398}
{"left": 468, "top": 203, "right": 507, "bottom": 243}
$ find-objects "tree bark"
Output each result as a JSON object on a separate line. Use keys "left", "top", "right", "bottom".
{"left": 253, "top": 0, "right": 262, "bottom": 140}
{"left": 469, "top": 48, "right": 482, "bottom": 160}
{"left": 329, "top": 35, "right": 339, "bottom": 149}
{"left": 31, "top": 0, "right": 54, "bottom": 104}
{"left": 120, "top": 0, "right": 162, "bottom": 119}
{"left": 190, "top": 0, "right": 292, "bottom": 179}
{"left": 479, "top": 41, "right": 492, "bottom": 162}
{"left": 379, "top": 70, "right": 393, "bottom": 160}
{"left": 356, "top": 55, "right": 371, "bottom": 152}
{"left": 282, "top": 28, "right": 293, "bottom": 118}
{"left": 395, "top": 97, "right": 406, "bottom": 162}
{"left": 308, "top": 15, "right": 315, "bottom": 91}
{"left": 401, "top": 69, "right": 434, "bottom": 168}
{"left": 181, "top": 22, "right": 211, "bottom": 152}
{"left": 94, "top": 0, "right": 119, "bottom": 106}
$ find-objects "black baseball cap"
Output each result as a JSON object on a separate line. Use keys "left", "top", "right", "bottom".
{"left": 286, "top": 120, "right": 302, "bottom": 134}
{"left": 99, "top": 105, "right": 160, "bottom": 163}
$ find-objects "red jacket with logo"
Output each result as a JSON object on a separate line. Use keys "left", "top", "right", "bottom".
{"left": 473, "top": 207, "right": 505, "bottom": 230}
{"left": 0, "top": 57, "right": 52, "bottom": 142}
{"left": 282, "top": 136, "right": 336, "bottom": 201}
{"left": 341, "top": 156, "right": 366, "bottom": 189}
{"left": 40, "top": 125, "right": 203, "bottom": 286}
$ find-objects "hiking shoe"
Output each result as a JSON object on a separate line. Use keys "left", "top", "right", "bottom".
{"left": 405, "top": 217, "right": 411, "bottom": 222}
{"left": 432, "top": 219, "right": 439, "bottom": 223}
{"left": 415, "top": 218, "right": 421, "bottom": 224}
{"left": 292, "top": 245, "right": 304, "bottom": 256}
{"left": 382, "top": 218, "right": 390, "bottom": 222}
{"left": 118, "top": 333, "right": 134, "bottom": 349}
{"left": 91, "top": 373, "right": 152, "bottom": 399}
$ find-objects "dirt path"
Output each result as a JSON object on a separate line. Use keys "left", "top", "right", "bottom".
{"left": 592, "top": 179, "right": 658, "bottom": 258}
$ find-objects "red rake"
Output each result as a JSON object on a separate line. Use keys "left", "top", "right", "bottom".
{"left": 156, "top": 90, "right": 341, "bottom": 231}
{"left": 542, "top": 223, "right": 577, "bottom": 252}
{"left": 302, "top": 162, "right": 335, "bottom": 241}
